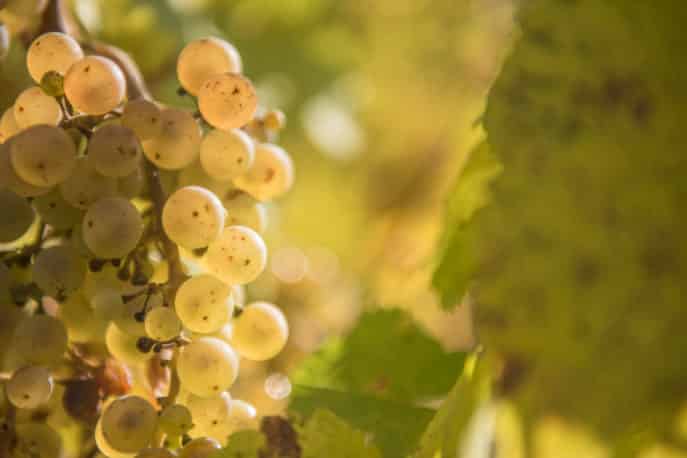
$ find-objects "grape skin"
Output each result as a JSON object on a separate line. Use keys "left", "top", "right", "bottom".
{"left": 186, "top": 391, "right": 233, "bottom": 440}
{"left": 82, "top": 197, "right": 143, "bottom": 259}
{"left": 114, "top": 291, "right": 163, "bottom": 337}
{"left": 6, "top": 365, "right": 54, "bottom": 409}
{"left": 175, "top": 274, "right": 233, "bottom": 334}
{"left": 178, "top": 437, "right": 221, "bottom": 458}
{"left": 231, "top": 302, "right": 289, "bottom": 361}
{"left": 158, "top": 403, "right": 193, "bottom": 437}
{"left": 64, "top": 55, "right": 127, "bottom": 115}
{"left": 14, "top": 423, "right": 63, "bottom": 458}
{"left": 162, "top": 186, "right": 226, "bottom": 250}
{"left": 95, "top": 417, "right": 136, "bottom": 458}
{"left": 0, "top": 142, "right": 52, "bottom": 198}
{"left": 197, "top": 72, "right": 257, "bottom": 130}
{"left": 87, "top": 124, "right": 143, "bottom": 178}
{"left": 204, "top": 225, "right": 267, "bottom": 285}
{"left": 0, "top": 188, "right": 35, "bottom": 243}
{"left": 142, "top": 108, "right": 201, "bottom": 170}
{"left": 101, "top": 395, "right": 158, "bottom": 453}
{"left": 221, "top": 190, "right": 267, "bottom": 233}
{"left": 13, "top": 86, "right": 63, "bottom": 129}
{"left": 0, "top": 107, "right": 21, "bottom": 143}
{"left": 10, "top": 125, "right": 77, "bottom": 187}
{"left": 59, "top": 292, "right": 108, "bottom": 343}
{"left": 176, "top": 337, "right": 239, "bottom": 397}
{"left": 136, "top": 448, "right": 178, "bottom": 458}
{"left": 33, "top": 189, "right": 83, "bottom": 229}
{"left": 144, "top": 306, "right": 182, "bottom": 341}
{"left": 32, "top": 244, "right": 87, "bottom": 298}
{"left": 27, "top": 32, "right": 84, "bottom": 83}
{"left": 122, "top": 99, "right": 162, "bottom": 141}
{"left": 105, "top": 323, "right": 153, "bottom": 365}
{"left": 234, "top": 143, "right": 294, "bottom": 201}
{"left": 12, "top": 315, "right": 68, "bottom": 367}
{"left": 224, "top": 399, "right": 258, "bottom": 439}
{"left": 199, "top": 128, "right": 254, "bottom": 181}
{"left": 177, "top": 37, "right": 242, "bottom": 96}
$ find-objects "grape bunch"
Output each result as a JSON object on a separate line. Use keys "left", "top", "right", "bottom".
{"left": 0, "top": 29, "right": 293, "bottom": 458}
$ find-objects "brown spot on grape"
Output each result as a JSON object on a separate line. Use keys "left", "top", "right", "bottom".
{"left": 244, "top": 259, "right": 250, "bottom": 266}
{"left": 192, "top": 211, "right": 199, "bottom": 217}
{"left": 84, "top": 66, "right": 90, "bottom": 73}
{"left": 87, "top": 220, "right": 94, "bottom": 228}
{"left": 232, "top": 87, "right": 240, "bottom": 95}
{"left": 154, "top": 153, "right": 161, "bottom": 160}
{"left": 265, "top": 168, "right": 275, "bottom": 182}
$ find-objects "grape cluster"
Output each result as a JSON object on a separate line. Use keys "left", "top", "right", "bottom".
{"left": 1, "top": 30, "right": 293, "bottom": 458}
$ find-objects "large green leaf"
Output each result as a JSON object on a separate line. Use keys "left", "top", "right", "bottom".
{"left": 432, "top": 140, "right": 502, "bottom": 309}
{"left": 299, "top": 409, "right": 382, "bottom": 458}
{"left": 291, "top": 309, "right": 467, "bottom": 401}
{"left": 476, "top": 0, "right": 687, "bottom": 453}
{"left": 290, "top": 386, "right": 435, "bottom": 458}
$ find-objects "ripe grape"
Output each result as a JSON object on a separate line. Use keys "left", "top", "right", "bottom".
{"left": 0, "top": 23, "right": 8, "bottom": 61}
{"left": 177, "top": 37, "right": 242, "bottom": 96}
{"left": 64, "top": 55, "right": 126, "bottom": 115}
{"left": 82, "top": 197, "right": 143, "bottom": 259}
{"left": 204, "top": 225, "right": 267, "bottom": 285}
{"left": 197, "top": 72, "right": 257, "bottom": 130}
{"left": 12, "top": 315, "right": 68, "bottom": 366}
{"left": 142, "top": 108, "right": 201, "bottom": 170}
{"left": 158, "top": 403, "right": 193, "bottom": 436}
{"left": 136, "top": 448, "right": 178, "bottom": 458}
{"left": 118, "top": 167, "right": 145, "bottom": 199}
{"left": 0, "top": 107, "right": 21, "bottom": 142}
{"left": 95, "top": 417, "right": 136, "bottom": 458}
{"left": 178, "top": 437, "right": 221, "bottom": 458}
{"left": 224, "top": 399, "right": 257, "bottom": 437}
{"left": 5, "top": 365, "right": 54, "bottom": 409}
{"left": 59, "top": 292, "right": 108, "bottom": 343}
{"left": 88, "top": 124, "right": 142, "bottom": 178}
{"left": 162, "top": 186, "right": 225, "bottom": 250}
{"left": 32, "top": 245, "right": 87, "bottom": 298}
{"left": 91, "top": 288, "right": 125, "bottom": 321}
{"left": 33, "top": 189, "right": 83, "bottom": 229}
{"left": 122, "top": 99, "right": 162, "bottom": 141}
{"left": 105, "top": 323, "right": 153, "bottom": 365}
{"left": 186, "top": 391, "right": 233, "bottom": 440}
{"left": 13, "top": 86, "right": 62, "bottom": 128}
{"left": 144, "top": 306, "right": 181, "bottom": 341}
{"left": 175, "top": 274, "right": 233, "bottom": 334}
{"left": 14, "top": 423, "right": 62, "bottom": 458}
{"left": 177, "top": 159, "right": 235, "bottom": 197}
{"left": 0, "top": 188, "right": 34, "bottom": 243}
{"left": 27, "top": 32, "right": 84, "bottom": 83}
{"left": 199, "top": 128, "right": 254, "bottom": 181}
{"left": 10, "top": 124, "right": 77, "bottom": 187}
{"left": 221, "top": 190, "right": 267, "bottom": 233}
{"left": 234, "top": 143, "right": 294, "bottom": 201}
{"left": 114, "top": 290, "right": 163, "bottom": 337}
{"left": 0, "top": 142, "right": 51, "bottom": 198}
{"left": 176, "top": 337, "right": 239, "bottom": 397}
{"left": 231, "top": 302, "right": 288, "bottom": 361}
{"left": 101, "top": 395, "right": 158, "bottom": 453}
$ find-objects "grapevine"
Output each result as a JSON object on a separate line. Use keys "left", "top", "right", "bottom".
{"left": 0, "top": 1, "right": 292, "bottom": 457}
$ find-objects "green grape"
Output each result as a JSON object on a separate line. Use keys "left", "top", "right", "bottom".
{"left": 32, "top": 244, "right": 86, "bottom": 298}
{"left": 0, "top": 107, "right": 21, "bottom": 143}
{"left": 158, "top": 403, "right": 193, "bottom": 437}
{"left": 101, "top": 395, "right": 158, "bottom": 453}
{"left": 95, "top": 417, "right": 136, "bottom": 458}
{"left": 162, "top": 186, "right": 225, "bottom": 250}
{"left": 105, "top": 323, "right": 153, "bottom": 365}
{"left": 221, "top": 190, "right": 267, "bottom": 233}
{"left": 211, "top": 322, "right": 233, "bottom": 345}
{"left": 13, "top": 86, "right": 63, "bottom": 129}
{"left": 82, "top": 265, "right": 143, "bottom": 302}
{"left": 144, "top": 306, "right": 181, "bottom": 341}
{"left": 177, "top": 337, "right": 239, "bottom": 397}
{"left": 60, "top": 157, "right": 118, "bottom": 209}
{"left": 64, "top": 55, "right": 126, "bottom": 115}
{"left": 0, "top": 142, "right": 51, "bottom": 198}
{"left": 9, "top": 125, "right": 77, "bottom": 187}
{"left": 197, "top": 73, "right": 257, "bottom": 130}
{"left": 82, "top": 197, "right": 143, "bottom": 259}
{"left": 186, "top": 392, "right": 233, "bottom": 441}
{"left": 231, "top": 302, "right": 288, "bottom": 361}
{"left": 199, "top": 128, "right": 254, "bottom": 181}
{"left": 27, "top": 32, "right": 84, "bottom": 83}
{"left": 136, "top": 448, "right": 177, "bottom": 458}
{"left": 175, "top": 274, "right": 233, "bottom": 334}
{"left": 5, "top": 365, "right": 53, "bottom": 409}
{"left": 177, "top": 159, "right": 235, "bottom": 198}
{"left": 33, "top": 189, "right": 83, "bottom": 229}
{"left": 121, "top": 99, "right": 162, "bottom": 141}
{"left": 234, "top": 143, "right": 294, "bottom": 201}
{"left": 224, "top": 400, "right": 257, "bottom": 438}
{"left": 204, "top": 225, "right": 267, "bottom": 285}
{"left": 142, "top": 108, "right": 201, "bottom": 170}
{"left": 13, "top": 423, "right": 62, "bottom": 458}
{"left": 178, "top": 437, "right": 220, "bottom": 458}
{"left": 59, "top": 292, "right": 108, "bottom": 343}
{"left": 176, "top": 37, "right": 242, "bottom": 96}
{"left": 12, "top": 315, "right": 68, "bottom": 366}
{"left": 4, "top": 0, "right": 48, "bottom": 17}
{"left": 91, "top": 288, "right": 125, "bottom": 321}
{"left": 88, "top": 124, "right": 142, "bottom": 178}
{"left": 0, "top": 188, "right": 34, "bottom": 243}
{"left": 114, "top": 291, "right": 163, "bottom": 337}
{"left": 118, "top": 166, "right": 144, "bottom": 199}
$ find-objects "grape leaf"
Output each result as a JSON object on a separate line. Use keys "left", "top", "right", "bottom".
{"left": 475, "top": 0, "right": 687, "bottom": 453}
{"left": 291, "top": 309, "right": 467, "bottom": 401}
{"left": 290, "top": 386, "right": 434, "bottom": 458}
{"left": 298, "top": 409, "right": 382, "bottom": 458}
{"left": 210, "top": 430, "right": 264, "bottom": 458}
{"left": 432, "top": 140, "right": 502, "bottom": 309}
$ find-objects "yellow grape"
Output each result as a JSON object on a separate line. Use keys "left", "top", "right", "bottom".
{"left": 197, "top": 73, "right": 257, "bottom": 130}
{"left": 27, "top": 32, "right": 84, "bottom": 83}
{"left": 64, "top": 55, "right": 126, "bottom": 115}
{"left": 142, "top": 108, "right": 201, "bottom": 170}
{"left": 9, "top": 125, "right": 77, "bottom": 187}
{"left": 177, "top": 37, "right": 242, "bottom": 96}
